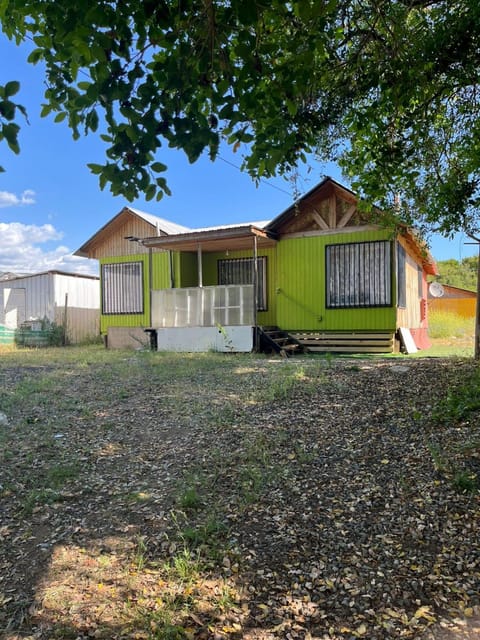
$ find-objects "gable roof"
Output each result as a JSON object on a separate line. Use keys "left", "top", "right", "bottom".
{"left": 126, "top": 207, "right": 191, "bottom": 235}
{"left": 74, "top": 178, "right": 438, "bottom": 275}
{"left": 75, "top": 206, "right": 190, "bottom": 258}
{"left": 265, "top": 176, "right": 438, "bottom": 275}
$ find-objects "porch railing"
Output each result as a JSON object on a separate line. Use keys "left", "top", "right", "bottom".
{"left": 151, "top": 285, "right": 254, "bottom": 328}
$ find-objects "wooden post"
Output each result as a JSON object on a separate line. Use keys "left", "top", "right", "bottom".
{"left": 466, "top": 234, "right": 480, "bottom": 360}
{"left": 475, "top": 243, "right": 480, "bottom": 360}
{"left": 253, "top": 234, "right": 259, "bottom": 351}
{"left": 197, "top": 244, "right": 203, "bottom": 287}
{"left": 148, "top": 247, "right": 153, "bottom": 328}
{"left": 63, "top": 292, "right": 68, "bottom": 346}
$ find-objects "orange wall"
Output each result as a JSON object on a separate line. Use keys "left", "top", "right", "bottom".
{"left": 428, "top": 298, "right": 476, "bottom": 318}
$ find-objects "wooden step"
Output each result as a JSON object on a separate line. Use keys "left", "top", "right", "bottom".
{"left": 291, "top": 330, "right": 395, "bottom": 354}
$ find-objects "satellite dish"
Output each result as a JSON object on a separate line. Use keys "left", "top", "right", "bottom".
{"left": 429, "top": 282, "right": 445, "bottom": 298}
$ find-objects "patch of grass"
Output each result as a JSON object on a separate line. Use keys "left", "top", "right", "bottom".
{"left": 164, "top": 547, "right": 201, "bottom": 585}
{"left": 428, "top": 310, "right": 474, "bottom": 339}
{"left": 178, "top": 485, "right": 202, "bottom": 511}
{"left": 132, "top": 535, "right": 148, "bottom": 571}
{"left": 432, "top": 368, "right": 480, "bottom": 422}
{"left": 22, "top": 488, "right": 63, "bottom": 515}
{"left": 46, "top": 464, "right": 80, "bottom": 488}
{"left": 182, "top": 515, "right": 227, "bottom": 550}
{"left": 427, "top": 442, "right": 448, "bottom": 473}
{"left": 256, "top": 364, "right": 325, "bottom": 402}
{"left": 452, "top": 470, "right": 478, "bottom": 494}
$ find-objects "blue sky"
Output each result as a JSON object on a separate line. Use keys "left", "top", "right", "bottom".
{"left": 0, "top": 35, "right": 476, "bottom": 277}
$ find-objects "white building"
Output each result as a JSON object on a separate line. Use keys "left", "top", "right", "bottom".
{"left": 0, "top": 270, "right": 100, "bottom": 344}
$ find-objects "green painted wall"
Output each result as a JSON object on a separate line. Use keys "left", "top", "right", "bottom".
{"left": 202, "top": 248, "right": 277, "bottom": 326}
{"left": 100, "top": 252, "right": 170, "bottom": 334}
{"left": 276, "top": 230, "right": 397, "bottom": 331}
{"left": 178, "top": 252, "right": 198, "bottom": 287}
{"left": 100, "top": 230, "right": 400, "bottom": 334}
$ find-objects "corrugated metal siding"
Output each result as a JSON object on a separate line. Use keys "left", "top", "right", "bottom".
{"left": 100, "top": 252, "right": 171, "bottom": 334}
{"left": 429, "top": 297, "right": 476, "bottom": 318}
{"left": 0, "top": 273, "right": 54, "bottom": 325}
{"left": 151, "top": 252, "right": 172, "bottom": 290}
{"left": 0, "top": 273, "right": 100, "bottom": 342}
{"left": 100, "top": 255, "right": 149, "bottom": 333}
{"left": 53, "top": 274, "right": 100, "bottom": 342}
{"left": 179, "top": 252, "right": 198, "bottom": 287}
{"left": 202, "top": 248, "right": 277, "bottom": 326}
{"left": 276, "top": 230, "right": 397, "bottom": 331}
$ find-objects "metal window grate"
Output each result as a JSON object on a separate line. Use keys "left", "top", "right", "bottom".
{"left": 217, "top": 257, "right": 267, "bottom": 311}
{"left": 326, "top": 241, "right": 392, "bottom": 308}
{"left": 102, "top": 262, "right": 144, "bottom": 314}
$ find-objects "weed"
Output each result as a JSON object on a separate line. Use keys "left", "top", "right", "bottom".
{"left": 181, "top": 515, "right": 227, "bottom": 555}
{"left": 431, "top": 369, "right": 480, "bottom": 423}
{"left": 164, "top": 548, "right": 201, "bottom": 584}
{"left": 215, "top": 584, "right": 237, "bottom": 611}
{"left": 132, "top": 536, "right": 148, "bottom": 571}
{"left": 46, "top": 464, "right": 79, "bottom": 488}
{"left": 178, "top": 485, "right": 202, "bottom": 511}
{"left": 22, "top": 488, "right": 63, "bottom": 515}
{"left": 452, "top": 470, "right": 478, "bottom": 494}
{"left": 427, "top": 442, "right": 448, "bottom": 473}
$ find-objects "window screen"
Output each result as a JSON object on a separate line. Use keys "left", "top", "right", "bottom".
{"left": 102, "top": 262, "right": 144, "bottom": 314}
{"left": 326, "top": 241, "right": 392, "bottom": 308}
{"left": 218, "top": 257, "right": 267, "bottom": 311}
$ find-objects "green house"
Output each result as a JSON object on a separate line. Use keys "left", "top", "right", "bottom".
{"left": 75, "top": 178, "right": 437, "bottom": 352}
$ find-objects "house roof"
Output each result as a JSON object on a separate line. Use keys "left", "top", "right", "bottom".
{"left": 74, "top": 178, "right": 438, "bottom": 273}
{"left": 126, "top": 207, "right": 191, "bottom": 235}
{"left": 428, "top": 283, "right": 476, "bottom": 298}
{"left": 0, "top": 270, "right": 99, "bottom": 283}
{"left": 266, "top": 176, "right": 357, "bottom": 233}
{"left": 142, "top": 223, "right": 277, "bottom": 253}
{"left": 75, "top": 206, "right": 190, "bottom": 257}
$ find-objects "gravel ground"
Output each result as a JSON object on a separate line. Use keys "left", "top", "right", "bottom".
{"left": 0, "top": 351, "right": 478, "bottom": 639}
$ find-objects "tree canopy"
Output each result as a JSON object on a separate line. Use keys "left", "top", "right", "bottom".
{"left": 0, "top": 0, "right": 479, "bottom": 235}
{"left": 435, "top": 257, "right": 478, "bottom": 291}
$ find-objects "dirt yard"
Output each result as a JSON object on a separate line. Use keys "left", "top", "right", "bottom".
{"left": 0, "top": 348, "right": 479, "bottom": 639}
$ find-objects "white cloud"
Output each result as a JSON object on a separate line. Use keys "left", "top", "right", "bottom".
{"left": 0, "top": 189, "right": 36, "bottom": 208}
{"left": 0, "top": 221, "right": 98, "bottom": 276}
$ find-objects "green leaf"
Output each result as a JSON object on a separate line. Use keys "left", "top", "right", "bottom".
{"left": 87, "top": 163, "right": 104, "bottom": 175}
{"left": 151, "top": 161, "right": 167, "bottom": 173}
{"left": 4, "top": 81, "right": 20, "bottom": 98}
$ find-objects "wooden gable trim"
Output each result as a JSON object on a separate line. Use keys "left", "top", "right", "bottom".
{"left": 311, "top": 209, "right": 330, "bottom": 231}
{"left": 281, "top": 224, "right": 380, "bottom": 240}
{"left": 272, "top": 183, "right": 364, "bottom": 236}
{"left": 337, "top": 204, "right": 356, "bottom": 228}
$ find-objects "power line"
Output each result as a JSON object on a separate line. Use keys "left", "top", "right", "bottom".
{"left": 217, "top": 155, "right": 292, "bottom": 196}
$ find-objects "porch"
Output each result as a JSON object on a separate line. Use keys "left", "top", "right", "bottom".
{"left": 150, "top": 284, "right": 255, "bottom": 352}
{"left": 141, "top": 222, "right": 277, "bottom": 352}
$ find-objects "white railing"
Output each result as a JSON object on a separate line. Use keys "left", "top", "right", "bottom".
{"left": 151, "top": 285, "right": 254, "bottom": 328}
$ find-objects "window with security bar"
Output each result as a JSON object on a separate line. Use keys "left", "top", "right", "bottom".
{"left": 217, "top": 257, "right": 267, "bottom": 311}
{"left": 326, "top": 241, "right": 392, "bottom": 308}
{"left": 102, "top": 261, "right": 144, "bottom": 314}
